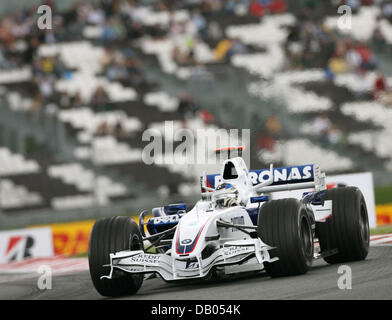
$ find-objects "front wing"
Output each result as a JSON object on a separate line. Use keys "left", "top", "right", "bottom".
{"left": 101, "top": 238, "right": 277, "bottom": 281}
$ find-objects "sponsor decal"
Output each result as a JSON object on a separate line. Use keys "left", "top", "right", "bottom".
{"left": 0, "top": 228, "right": 54, "bottom": 263}
{"left": 49, "top": 220, "right": 95, "bottom": 256}
{"left": 149, "top": 214, "right": 183, "bottom": 224}
{"left": 130, "top": 254, "right": 160, "bottom": 264}
{"left": 206, "top": 165, "right": 314, "bottom": 189}
{"left": 223, "top": 246, "right": 250, "bottom": 257}
{"left": 249, "top": 165, "right": 314, "bottom": 185}
{"left": 4, "top": 236, "right": 34, "bottom": 262}
{"left": 181, "top": 239, "right": 192, "bottom": 245}
{"left": 185, "top": 260, "right": 199, "bottom": 269}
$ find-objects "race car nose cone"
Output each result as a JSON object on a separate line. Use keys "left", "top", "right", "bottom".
{"left": 181, "top": 239, "right": 192, "bottom": 245}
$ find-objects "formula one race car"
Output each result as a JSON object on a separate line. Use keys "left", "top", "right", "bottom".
{"left": 88, "top": 149, "right": 370, "bottom": 297}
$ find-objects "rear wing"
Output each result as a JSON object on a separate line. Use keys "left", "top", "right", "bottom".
{"left": 201, "top": 164, "right": 326, "bottom": 193}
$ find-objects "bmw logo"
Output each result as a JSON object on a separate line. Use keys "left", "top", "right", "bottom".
{"left": 181, "top": 239, "right": 192, "bottom": 245}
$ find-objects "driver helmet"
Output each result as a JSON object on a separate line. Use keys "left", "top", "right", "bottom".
{"left": 213, "top": 183, "right": 240, "bottom": 208}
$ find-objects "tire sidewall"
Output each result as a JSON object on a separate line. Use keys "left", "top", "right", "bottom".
{"left": 297, "top": 207, "right": 314, "bottom": 268}
{"left": 88, "top": 216, "right": 144, "bottom": 296}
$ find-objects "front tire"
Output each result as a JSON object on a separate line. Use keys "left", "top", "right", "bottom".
{"left": 88, "top": 216, "right": 144, "bottom": 297}
{"left": 316, "top": 187, "right": 369, "bottom": 264}
{"left": 258, "top": 198, "right": 314, "bottom": 277}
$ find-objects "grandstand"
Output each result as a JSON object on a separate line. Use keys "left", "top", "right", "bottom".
{"left": 0, "top": 0, "right": 391, "bottom": 228}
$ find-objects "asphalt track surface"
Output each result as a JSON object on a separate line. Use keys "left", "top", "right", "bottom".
{"left": 0, "top": 246, "right": 391, "bottom": 300}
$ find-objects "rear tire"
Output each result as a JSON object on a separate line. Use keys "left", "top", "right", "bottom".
{"left": 317, "top": 187, "right": 369, "bottom": 264}
{"left": 258, "top": 198, "right": 314, "bottom": 277}
{"left": 88, "top": 216, "right": 144, "bottom": 297}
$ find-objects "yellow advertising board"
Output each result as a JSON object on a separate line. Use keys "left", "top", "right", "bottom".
{"left": 50, "top": 220, "right": 95, "bottom": 256}
{"left": 32, "top": 216, "right": 142, "bottom": 256}
{"left": 376, "top": 204, "right": 392, "bottom": 226}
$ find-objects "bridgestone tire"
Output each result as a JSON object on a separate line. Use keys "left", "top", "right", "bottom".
{"left": 258, "top": 199, "right": 314, "bottom": 277}
{"left": 88, "top": 216, "right": 144, "bottom": 297}
{"left": 316, "top": 187, "right": 369, "bottom": 264}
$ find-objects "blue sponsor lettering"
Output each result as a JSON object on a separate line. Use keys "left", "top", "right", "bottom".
{"left": 205, "top": 165, "right": 314, "bottom": 188}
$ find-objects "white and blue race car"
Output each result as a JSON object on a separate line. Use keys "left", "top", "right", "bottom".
{"left": 88, "top": 153, "right": 370, "bottom": 297}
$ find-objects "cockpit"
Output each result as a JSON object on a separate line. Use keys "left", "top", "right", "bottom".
{"left": 213, "top": 183, "right": 240, "bottom": 208}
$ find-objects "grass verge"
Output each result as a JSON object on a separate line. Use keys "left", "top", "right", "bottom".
{"left": 370, "top": 224, "right": 392, "bottom": 235}
{"left": 375, "top": 185, "right": 392, "bottom": 204}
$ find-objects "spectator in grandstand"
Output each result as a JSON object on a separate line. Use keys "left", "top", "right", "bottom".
{"left": 374, "top": 71, "right": 387, "bottom": 97}
{"left": 0, "top": 43, "right": 12, "bottom": 69}
{"left": 102, "top": 17, "right": 126, "bottom": 41}
{"left": 214, "top": 39, "right": 234, "bottom": 62}
{"left": 59, "top": 92, "right": 72, "bottom": 109}
{"left": 71, "top": 90, "right": 83, "bottom": 109}
{"left": 106, "top": 59, "right": 127, "bottom": 82}
{"left": 327, "top": 126, "right": 344, "bottom": 146}
{"left": 177, "top": 93, "right": 199, "bottom": 125}
{"left": 29, "top": 91, "right": 43, "bottom": 116}
{"left": 285, "top": 19, "right": 336, "bottom": 69}
{"left": 346, "top": 0, "right": 361, "bottom": 14}
{"left": 249, "top": 0, "right": 266, "bottom": 17}
{"left": 380, "top": 91, "right": 392, "bottom": 107}
{"left": 125, "top": 55, "right": 150, "bottom": 88}
{"left": 101, "top": 46, "right": 114, "bottom": 70}
{"left": 53, "top": 54, "right": 67, "bottom": 77}
{"left": 312, "top": 114, "right": 331, "bottom": 145}
{"left": 346, "top": 42, "right": 363, "bottom": 70}
{"left": 298, "top": 0, "right": 321, "bottom": 20}
{"left": 227, "top": 38, "right": 248, "bottom": 58}
{"left": 38, "top": 76, "right": 55, "bottom": 104}
{"left": 103, "top": 48, "right": 140, "bottom": 84}
{"left": 96, "top": 121, "right": 111, "bottom": 136}
{"left": 328, "top": 54, "right": 348, "bottom": 74}
{"left": 86, "top": 4, "right": 105, "bottom": 25}
{"left": 326, "top": 40, "right": 346, "bottom": 74}
{"left": 191, "top": 10, "right": 208, "bottom": 38}
{"left": 355, "top": 41, "right": 377, "bottom": 71}
{"left": 42, "top": 57, "right": 55, "bottom": 74}
{"left": 91, "top": 86, "right": 110, "bottom": 112}
{"left": 269, "top": 0, "right": 287, "bottom": 13}
{"left": 257, "top": 134, "right": 275, "bottom": 151}
{"left": 199, "top": 109, "right": 215, "bottom": 124}
{"left": 382, "top": 0, "right": 392, "bottom": 22}
{"left": 114, "top": 120, "right": 128, "bottom": 139}
{"left": 265, "top": 115, "right": 282, "bottom": 140}
{"left": 154, "top": 0, "right": 170, "bottom": 11}
{"left": 44, "top": 29, "right": 57, "bottom": 44}
{"left": 172, "top": 45, "right": 187, "bottom": 64}
{"left": 223, "top": 0, "right": 237, "bottom": 14}
{"left": 208, "top": 21, "right": 223, "bottom": 40}
{"left": 372, "top": 17, "right": 388, "bottom": 52}
{"left": 102, "top": 0, "right": 119, "bottom": 17}
{"left": 172, "top": 44, "right": 195, "bottom": 65}
{"left": 374, "top": 71, "right": 392, "bottom": 106}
